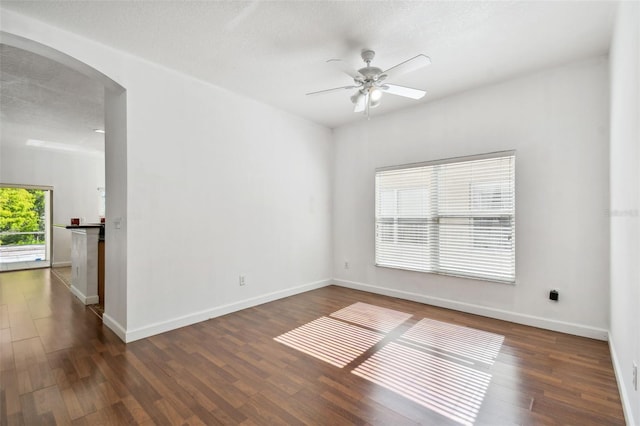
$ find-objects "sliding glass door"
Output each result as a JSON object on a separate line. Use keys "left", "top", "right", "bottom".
{"left": 0, "top": 185, "right": 52, "bottom": 271}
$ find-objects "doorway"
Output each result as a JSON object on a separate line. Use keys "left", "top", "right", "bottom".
{"left": 0, "top": 184, "right": 52, "bottom": 271}
{"left": 1, "top": 30, "right": 128, "bottom": 341}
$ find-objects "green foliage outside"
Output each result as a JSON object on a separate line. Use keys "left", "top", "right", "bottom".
{"left": 0, "top": 188, "right": 45, "bottom": 246}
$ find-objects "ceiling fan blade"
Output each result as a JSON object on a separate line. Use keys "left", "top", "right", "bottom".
{"left": 380, "top": 84, "right": 426, "bottom": 100}
{"left": 382, "top": 54, "right": 431, "bottom": 80}
{"left": 306, "top": 85, "right": 359, "bottom": 96}
{"left": 354, "top": 92, "right": 367, "bottom": 113}
{"left": 327, "top": 59, "right": 362, "bottom": 79}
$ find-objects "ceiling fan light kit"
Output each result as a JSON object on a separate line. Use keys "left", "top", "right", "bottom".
{"left": 307, "top": 49, "right": 431, "bottom": 119}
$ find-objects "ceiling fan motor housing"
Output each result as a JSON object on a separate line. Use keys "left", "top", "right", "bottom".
{"left": 357, "top": 49, "right": 383, "bottom": 83}
{"left": 351, "top": 51, "right": 385, "bottom": 107}
{"left": 357, "top": 66, "right": 383, "bottom": 81}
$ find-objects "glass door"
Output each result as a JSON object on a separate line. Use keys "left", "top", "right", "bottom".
{"left": 0, "top": 185, "right": 52, "bottom": 271}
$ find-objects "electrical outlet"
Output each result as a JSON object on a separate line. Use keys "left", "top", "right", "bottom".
{"left": 633, "top": 362, "right": 638, "bottom": 391}
{"left": 344, "top": 260, "right": 349, "bottom": 269}
{"left": 239, "top": 275, "right": 246, "bottom": 286}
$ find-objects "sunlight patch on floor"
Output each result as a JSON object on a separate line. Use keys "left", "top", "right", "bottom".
{"left": 274, "top": 316, "right": 384, "bottom": 368}
{"left": 330, "top": 302, "right": 412, "bottom": 332}
{"left": 353, "top": 342, "right": 492, "bottom": 426}
{"left": 400, "top": 318, "right": 504, "bottom": 365}
{"left": 275, "top": 302, "right": 505, "bottom": 425}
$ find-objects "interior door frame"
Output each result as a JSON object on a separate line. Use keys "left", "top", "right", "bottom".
{"left": 0, "top": 183, "right": 54, "bottom": 271}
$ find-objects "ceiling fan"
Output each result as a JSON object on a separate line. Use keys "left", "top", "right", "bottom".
{"left": 306, "top": 49, "right": 431, "bottom": 117}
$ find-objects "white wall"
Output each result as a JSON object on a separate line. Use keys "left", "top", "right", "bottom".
{"left": 124, "top": 63, "right": 333, "bottom": 340}
{"left": 0, "top": 145, "right": 105, "bottom": 266}
{"left": 1, "top": 9, "right": 334, "bottom": 342}
{"left": 333, "top": 57, "right": 610, "bottom": 339}
{"left": 609, "top": 2, "right": 639, "bottom": 424}
{"left": 104, "top": 88, "right": 128, "bottom": 335}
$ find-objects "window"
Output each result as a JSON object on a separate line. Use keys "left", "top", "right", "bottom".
{"left": 0, "top": 185, "right": 52, "bottom": 271}
{"left": 375, "top": 151, "right": 515, "bottom": 283}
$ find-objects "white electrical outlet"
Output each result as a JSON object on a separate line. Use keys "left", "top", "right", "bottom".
{"left": 239, "top": 275, "right": 246, "bottom": 286}
{"left": 633, "top": 362, "right": 638, "bottom": 391}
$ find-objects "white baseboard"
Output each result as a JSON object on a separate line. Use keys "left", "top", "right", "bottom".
{"left": 69, "top": 285, "right": 99, "bottom": 305}
{"left": 52, "top": 261, "right": 71, "bottom": 267}
{"left": 85, "top": 295, "right": 99, "bottom": 305}
{"left": 333, "top": 279, "right": 609, "bottom": 341}
{"left": 123, "top": 278, "right": 332, "bottom": 343}
{"left": 103, "top": 313, "right": 127, "bottom": 342}
{"left": 69, "top": 285, "right": 87, "bottom": 304}
{"left": 608, "top": 333, "right": 636, "bottom": 426}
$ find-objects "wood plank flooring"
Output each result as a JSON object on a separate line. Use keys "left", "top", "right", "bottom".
{"left": 0, "top": 269, "right": 625, "bottom": 425}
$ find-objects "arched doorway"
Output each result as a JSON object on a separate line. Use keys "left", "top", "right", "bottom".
{"left": 0, "top": 31, "right": 128, "bottom": 341}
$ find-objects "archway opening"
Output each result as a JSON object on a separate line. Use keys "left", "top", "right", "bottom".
{"left": 0, "top": 31, "right": 128, "bottom": 340}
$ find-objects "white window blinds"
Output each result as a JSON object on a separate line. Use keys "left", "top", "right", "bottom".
{"left": 375, "top": 151, "right": 515, "bottom": 283}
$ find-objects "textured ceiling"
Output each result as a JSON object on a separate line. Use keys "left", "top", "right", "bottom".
{"left": 0, "top": 1, "right": 617, "bottom": 138}
{"left": 0, "top": 44, "right": 104, "bottom": 152}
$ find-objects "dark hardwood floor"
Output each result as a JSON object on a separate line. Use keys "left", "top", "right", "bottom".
{"left": 0, "top": 268, "right": 625, "bottom": 425}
